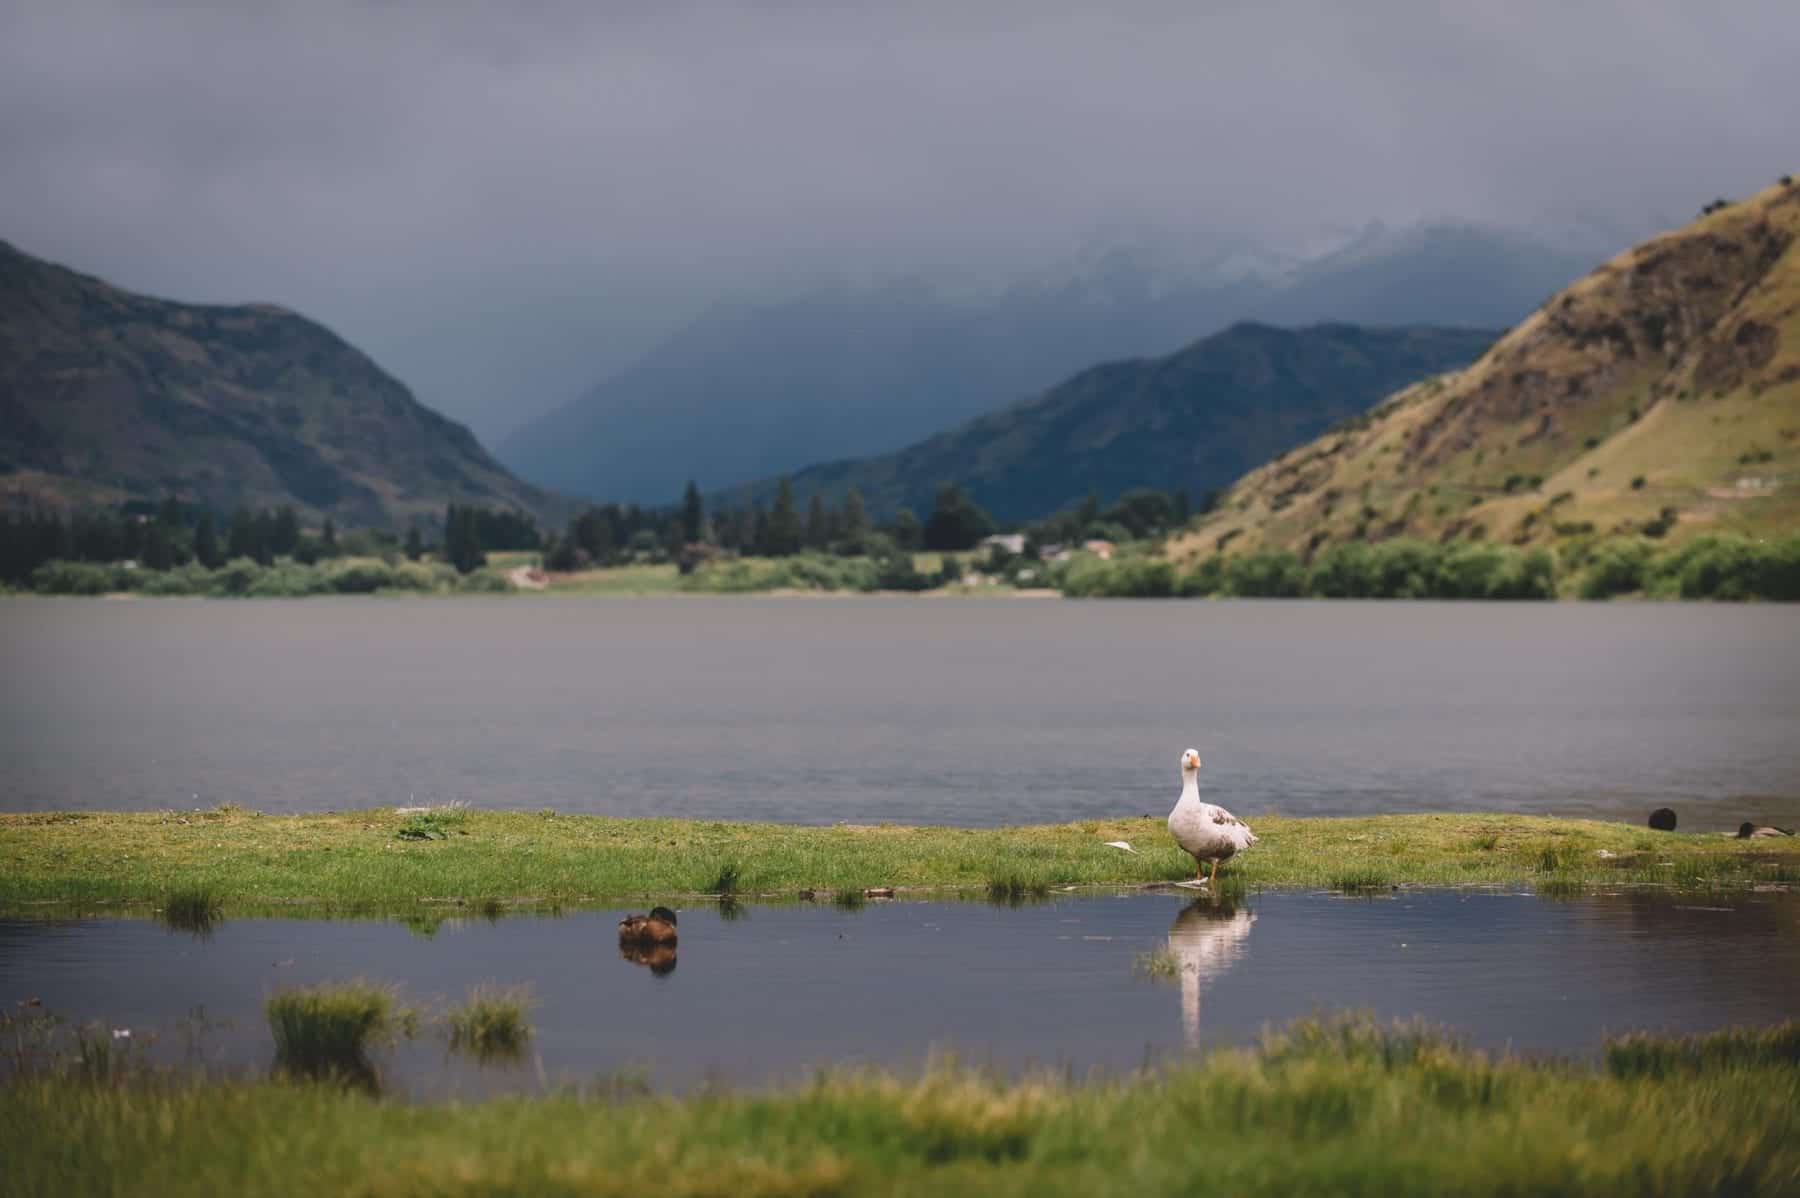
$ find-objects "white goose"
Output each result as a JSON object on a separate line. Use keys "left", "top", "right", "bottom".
{"left": 1167, "top": 747, "right": 1256, "bottom": 886}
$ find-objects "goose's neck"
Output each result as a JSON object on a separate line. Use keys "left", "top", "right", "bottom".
{"left": 1179, "top": 773, "right": 1200, "bottom": 804}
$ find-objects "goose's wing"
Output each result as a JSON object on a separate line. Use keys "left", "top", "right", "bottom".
{"left": 1209, "top": 805, "right": 1257, "bottom": 844}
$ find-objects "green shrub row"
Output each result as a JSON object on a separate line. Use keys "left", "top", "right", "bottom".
{"left": 1061, "top": 534, "right": 1800, "bottom": 601}
{"left": 27, "top": 558, "right": 513, "bottom": 598}
{"left": 679, "top": 550, "right": 947, "bottom": 594}
{"left": 1576, "top": 534, "right": 1800, "bottom": 601}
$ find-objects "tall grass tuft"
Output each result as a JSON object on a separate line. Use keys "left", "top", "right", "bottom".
{"left": 708, "top": 861, "right": 742, "bottom": 896}
{"left": 985, "top": 873, "right": 1052, "bottom": 905}
{"left": 1606, "top": 1022, "right": 1800, "bottom": 1079}
{"left": 395, "top": 805, "right": 468, "bottom": 841}
{"left": 1534, "top": 875, "right": 1588, "bottom": 899}
{"left": 446, "top": 985, "right": 534, "bottom": 1061}
{"left": 161, "top": 885, "right": 222, "bottom": 935}
{"left": 1329, "top": 867, "right": 1392, "bottom": 894}
{"left": 266, "top": 981, "right": 394, "bottom": 1084}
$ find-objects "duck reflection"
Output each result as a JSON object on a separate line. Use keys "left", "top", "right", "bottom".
{"left": 618, "top": 942, "right": 678, "bottom": 975}
{"left": 1166, "top": 897, "right": 1255, "bottom": 1048}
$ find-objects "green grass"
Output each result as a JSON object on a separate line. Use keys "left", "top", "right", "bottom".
{"left": 2, "top": 809, "right": 1795, "bottom": 914}
{"left": 159, "top": 884, "right": 222, "bottom": 934}
{"left": 265, "top": 982, "right": 396, "bottom": 1083}
{"left": 985, "top": 871, "right": 1052, "bottom": 904}
{"left": 445, "top": 985, "right": 533, "bottom": 1061}
{"left": 3, "top": 1015, "right": 1796, "bottom": 1197}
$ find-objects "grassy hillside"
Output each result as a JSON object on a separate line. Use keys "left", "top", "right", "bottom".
{"left": 725, "top": 323, "right": 1496, "bottom": 522}
{"left": 0, "top": 240, "right": 562, "bottom": 527}
{"left": 1170, "top": 176, "right": 1800, "bottom": 566}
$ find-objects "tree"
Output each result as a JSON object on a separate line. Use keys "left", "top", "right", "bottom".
{"left": 805, "top": 493, "right": 829, "bottom": 550}
{"left": 1078, "top": 490, "right": 1101, "bottom": 534}
{"left": 444, "top": 503, "right": 486, "bottom": 574}
{"left": 140, "top": 520, "right": 174, "bottom": 570}
{"left": 681, "top": 480, "right": 705, "bottom": 544}
{"left": 891, "top": 508, "right": 922, "bottom": 551}
{"left": 403, "top": 523, "right": 424, "bottom": 561}
{"left": 193, "top": 511, "right": 222, "bottom": 568}
{"left": 922, "top": 483, "right": 995, "bottom": 552}
{"left": 761, "top": 478, "right": 803, "bottom": 557}
{"left": 571, "top": 507, "right": 615, "bottom": 564}
{"left": 321, "top": 518, "right": 337, "bottom": 549}
{"left": 226, "top": 508, "right": 262, "bottom": 564}
{"left": 840, "top": 488, "right": 870, "bottom": 552}
{"left": 270, "top": 506, "right": 301, "bottom": 557}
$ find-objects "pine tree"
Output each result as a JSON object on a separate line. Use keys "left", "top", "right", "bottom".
{"left": 891, "top": 508, "right": 922, "bottom": 550}
{"left": 226, "top": 508, "right": 257, "bottom": 563}
{"left": 762, "top": 479, "right": 802, "bottom": 557}
{"left": 321, "top": 518, "right": 337, "bottom": 549}
{"left": 194, "top": 511, "right": 222, "bottom": 568}
{"left": 445, "top": 505, "right": 484, "bottom": 574}
{"left": 805, "top": 493, "right": 829, "bottom": 550}
{"left": 841, "top": 488, "right": 869, "bottom": 547}
{"left": 1078, "top": 490, "right": 1101, "bottom": 534}
{"left": 681, "top": 480, "right": 705, "bottom": 544}
{"left": 270, "top": 506, "right": 300, "bottom": 557}
{"left": 141, "top": 520, "right": 174, "bottom": 570}
{"left": 923, "top": 483, "right": 994, "bottom": 552}
{"left": 403, "top": 523, "right": 424, "bottom": 561}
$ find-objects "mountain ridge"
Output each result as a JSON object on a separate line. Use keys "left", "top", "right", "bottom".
{"left": 717, "top": 320, "right": 1497, "bottom": 522}
{"left": 0, "top": 239, "right": 562, "bottom": 527}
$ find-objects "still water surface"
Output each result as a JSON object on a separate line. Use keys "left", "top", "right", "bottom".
{"left": 3, "top": 597, "right": 1796, "bottom": 826}
{"left": 3, "top": 891, "right": 1795, "bottom": 1095}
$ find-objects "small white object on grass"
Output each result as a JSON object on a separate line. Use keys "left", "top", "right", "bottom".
{"left": 1102, "top": 840, "right": 1137, "bottom": 854}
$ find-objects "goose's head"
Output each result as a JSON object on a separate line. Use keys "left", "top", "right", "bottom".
{"left": 1180, "top": 747, "right": 1202, "bottom": 775}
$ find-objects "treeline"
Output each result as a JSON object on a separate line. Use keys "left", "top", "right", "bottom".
{"left": 541, "top": 479, "right": 1005, "bottom": 571}
{"left": 2, "top": 501, "right": 543, "bottom": 586}
{"left": 540, "top": 479, "right": 1200, "bottom": 574}
{"left": 1059, "top": 535, "right": 1800, "bottom": 601}
{"left": 1025, "top": 487, "right": 1203, "bottom": 549}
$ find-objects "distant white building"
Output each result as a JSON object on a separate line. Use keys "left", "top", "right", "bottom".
{"left": 979, "top": 533, "right": 1026, "bottom": 556}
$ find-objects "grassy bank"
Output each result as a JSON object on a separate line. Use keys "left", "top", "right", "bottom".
{"left": 2, "top": 809, "right": 1794, "bottom": 914}
{"left": 3, "top": 1016, "right": 1796, "bottom": 1197}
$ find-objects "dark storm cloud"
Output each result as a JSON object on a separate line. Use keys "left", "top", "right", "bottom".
{"left": 3, "top": 1, "right": 1795, "bottom": 438}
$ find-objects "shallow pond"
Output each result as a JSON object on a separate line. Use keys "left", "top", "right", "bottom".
{"left": 4, "top": 890, "right": 1796, "bottom": 1096}
{"left": 3, "top": 597, "right": 1799, "bottom": 828}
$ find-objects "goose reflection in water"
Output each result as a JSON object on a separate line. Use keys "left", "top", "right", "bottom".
{"left": 1167, "top": 897, "right": 1255, "bottom": 1048}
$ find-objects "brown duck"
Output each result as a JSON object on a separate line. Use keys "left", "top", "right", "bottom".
{"left": 618, "top": 906, "right": 678, "bottom": 945}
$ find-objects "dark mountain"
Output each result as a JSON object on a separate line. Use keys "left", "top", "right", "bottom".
{"left": 499, "top": 225, "right": 1593, "bottom": 504}
{"left": 0, "top": 240, "right": 560, "bottom": 526}
{"left": 721, "top": 322, "right": 1497, "bottom": 522}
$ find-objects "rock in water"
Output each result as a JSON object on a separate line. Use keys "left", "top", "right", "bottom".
{"left": 1648, "top": 808, "right": 1677, "bottom": 832}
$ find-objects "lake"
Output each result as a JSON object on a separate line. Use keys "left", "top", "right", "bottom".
{"left": 5, "top": 890, "right": 1796, "bottom": 1095}
{"left": 2, "top": 596, "right": 1797, "bottom": 828}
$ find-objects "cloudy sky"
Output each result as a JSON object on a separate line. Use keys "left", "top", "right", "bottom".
{"left": 3, "top": 1, "right": 1795, "bottom": 441}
